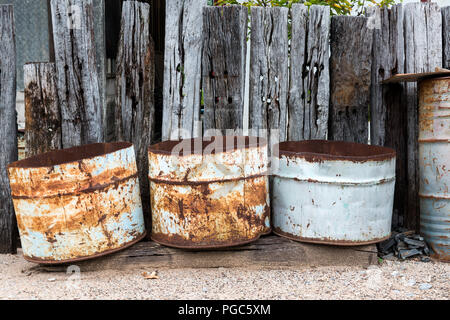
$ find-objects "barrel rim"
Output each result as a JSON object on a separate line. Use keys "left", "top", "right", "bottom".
{"left": 148, "top": 136, "right": 267, "bottom": 156}
{"left": 8, "top": 142, "right": 133, "bottom": 169}
{"left": 274, "top": 140, "right": 396, "bottom": 162}
{"left": 419, "top": 75, "right": 450, "bottom": 84}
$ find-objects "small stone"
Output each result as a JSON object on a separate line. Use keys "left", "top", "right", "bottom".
{"left": 202, "top": 287, "right": 208, "bottom": 293}
{"left": 407, "top": 279, "right": 416, "bottom": 287}
{"left": 419, "top": 283, "right": 432, "bottom": 290}
{"left": 48, "top": 278, "right": 56, "bottom": 282}
{"left": 421, "top": 257, "right": 431, "bottom": 263}
{"left": 406, "top": 293, "right": 415, "bottom": 297}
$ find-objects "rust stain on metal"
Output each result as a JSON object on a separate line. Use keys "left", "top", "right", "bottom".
{"left": 8, "top": 142, "right": 146, "bottom": 264}
{"left": 275, "top": 140, "right": 396, "bottom": 163}
{"left": 273, "top": 228, "right": 391, "bottom": 246}
{"left": 149, "top": 136, "right": 271, "bottom": 249}
{"left": 419, "top": 77, "right": 450, "bottom": 262}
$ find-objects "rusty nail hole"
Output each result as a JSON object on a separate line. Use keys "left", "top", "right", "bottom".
{"left": 228, "top": 97, "right": 233, "bottom": 104}
{"left": 210, "top": 71, "right": 215, "bottom": 78}
{"left": 215, "top": 97, "right": 220, "bottom": 103}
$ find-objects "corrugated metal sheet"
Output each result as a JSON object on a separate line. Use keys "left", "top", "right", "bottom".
{"left": 419, "top": 77, "right": 450, "bottom": 262}
{"left": 273, "top": 140, "right": 396, "bottom": 245}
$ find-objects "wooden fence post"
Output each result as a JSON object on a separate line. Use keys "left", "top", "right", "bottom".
{"left": 370, "top": 3, "right": 442, "bottom": 231}
{"left": 162, "top": 0, "right": 205, "bottom": 140}
{"left": 329, "top": 16, "right": 373, "bottom": 144}
{"left": 115, "top": 0, "right": 155, "bottom": 236}
{"left": 24, "top": 62, "right": 62, "bottom": 157}
{"left": 202, "top": 5, "right": 247, "bottom": 136}
{"left": 249, "top": 6, "right": 289, "bottom": 151}
{"left": 0, "top": 5, "right": 18, "bottom": 254}
{"left": 50, "top": 0, "right": 104, "bottom": 148}
{"left": 369, "top": 5, "right": 407, "bottom": 229}
{"left": 443, "top": 6, "right": 450, "bottom": 69}
{"left": 288, "top": 4, "right": 330, "bottom": 142}
{"left": 403, "top": 3, "right": 442, "bottom": 231}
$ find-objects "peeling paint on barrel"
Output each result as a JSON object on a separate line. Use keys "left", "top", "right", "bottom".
{"left": 8, "top": 142, "right": 146, "bottom": 264}
{"left": 419, "top": 77, "right": 450, "bottom": 262}
{"left": 148, "top": 136, "right": 270, "bottom": 249}
{"left": 272, "top": 140, "right": 396, "bottom": 246}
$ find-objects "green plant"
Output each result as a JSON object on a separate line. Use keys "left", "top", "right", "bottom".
{"left": 215, "top": 0, "right": 399, "bottom": 16}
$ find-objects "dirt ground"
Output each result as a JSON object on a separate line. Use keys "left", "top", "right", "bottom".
{"left": 0, "top": 251, "right": 448, "bottom": 300}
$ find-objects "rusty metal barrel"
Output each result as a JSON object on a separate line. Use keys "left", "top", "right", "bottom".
{"left": 148, "top": 136, "right": 271, "bottom": 249}
{"left": 8, "top": 142, "right": 146, "bottom": 264}
{"left": 272, "top": 140, "right": 396, "bottom": 245}
{"left": 419, "top": 77, "right": 450, "bottom": 262}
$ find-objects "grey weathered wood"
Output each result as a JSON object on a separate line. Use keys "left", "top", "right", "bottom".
{"left": 162, "top": 0, "right": 205, "bottom": 140}
{"left": 443, "top": 7, "right": 450, "bottom": 69}
{"left": 370, "top": 4, "right": 442, "bottom": 231}
{"left": 403, "top": 3, "right": 442, "bottom": 231}
{"left": 249, "top": 6, "right": 289, "bottom": 152}
{"left": 50, "top": 0, "right": 104, "bottom": 148}
{"left": 0, "top": 5, "right": 18, "bottom": 254}
{"left": 24, "top": 63, "right": 62, "bottom": 158}
{"left": 115, "top": 1, "right": 155, "bottom": 236}
{"left": 288, "top": 5, "right": 330, "bottom": 141}
{"left": 26, "top": 236, "right": 378, "bottom": 272}
{"left": 369, "top": 5, "right": 407, "bottom": 229}
{"left": 329, "top": 16, "right": 372, "bottom": 144}
{"left": 202, "top": 5, "right": 247, "bottom": 136}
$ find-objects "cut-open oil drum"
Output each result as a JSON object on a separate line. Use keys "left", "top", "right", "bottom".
{"left": 148, "top": 136, "right": 271, "bottom": 249}
{"left": 272, "top": 140, "right": 396, "bottom": 246}
{"left": 8, "top": 142, "right": 146, "bottom": 264}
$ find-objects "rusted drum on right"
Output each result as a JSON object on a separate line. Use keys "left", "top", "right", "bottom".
{"left": 148, "top": 136, "right": 271, "bottom": 249}
{"left": 419, "top": 77, "right": 450, "bottom": 262}
{"left": 272, "top": 141, "right": 396, "bottom": 245}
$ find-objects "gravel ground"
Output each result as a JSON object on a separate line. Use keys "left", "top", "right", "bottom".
{"left": 0, "top": 253, "right": 448, "bottom": 300}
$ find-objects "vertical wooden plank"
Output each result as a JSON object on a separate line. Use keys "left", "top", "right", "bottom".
{"left": 288, "top": 4, "right": 307, "bottom": 142}
{"left": 443, "top": 6, "right": 450, "bottom": 69}
{"left": 0, "top": 5, "right": 18, "bottom": 254}
{"left": 249, "top": 6, "right": 289, "bottom": 151}
{"left": 202, "top": 5, "right": 247, "bottom": 136}
{"left": 51, "top": 0, "right": 104, "bottom": 148}
{"left": 115, "top": 0, "right": 155, "bottom": 237}
{"left": 329, "top": 16, "right": 372, "bottom": 144}
{"left": 24, "top": 62, "right": 62, "bottom": 157}
{"left": 288, "top": 5, "right": 330, "bottom": 141}
{"left": 93, "top": 0, "right": 107, "bottom": 143}
{"left": 403, "top": 3, "right": 442, "bottom": 231}
{"left": 162, "top": 0, "right": 205, "bottom": 141}
{"left": 369, "top": 5, "right": 407, "bottom": 228}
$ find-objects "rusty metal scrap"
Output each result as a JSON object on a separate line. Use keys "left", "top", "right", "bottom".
{"left": 148, "top": 136, "right": 271, "bottom": 249}
{"left": 272, "top": 140, "right": 397, "bottom": 246}
{"left": 8, "top": 142, "right": 146, "bottom": 264}
{"left": 418, "top": 77, "right": 450, "bottom": 262}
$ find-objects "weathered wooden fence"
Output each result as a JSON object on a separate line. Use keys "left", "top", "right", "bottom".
{"left": 1, "top": 1, "right": 449, "bottom": 253}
